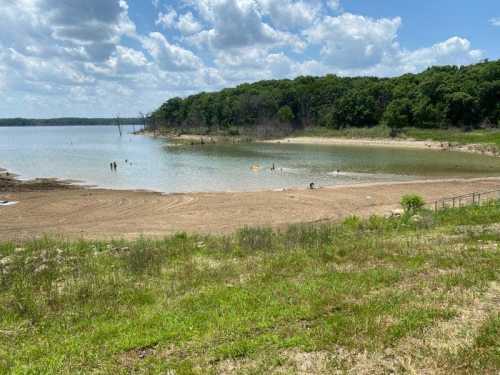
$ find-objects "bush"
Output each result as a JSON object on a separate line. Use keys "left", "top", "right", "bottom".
{"left": 277, "top": 105, "right": 295, "bottom": 123}
{"left": 401, "top": 194, "right": 425, "bottom": 213}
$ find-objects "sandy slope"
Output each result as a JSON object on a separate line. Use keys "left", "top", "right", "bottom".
{"left": 1, "top": 176, "right": 500, "bottom": 242}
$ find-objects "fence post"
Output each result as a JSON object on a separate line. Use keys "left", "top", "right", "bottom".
{"left": 435, "top": 201, "right": 438, "bottom": 212}
{"left": 452, "top": 197, "right": 456, "bottom": 208}
{"left": 478, "top": 193, "right": 481, "bottom": 205}
{"left": 472, "top": 193, "right": 476, "bottom": 205}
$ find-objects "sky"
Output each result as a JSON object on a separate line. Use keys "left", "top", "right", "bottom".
{"left": 0, "top": 0, "right": 499, "bottom": 118}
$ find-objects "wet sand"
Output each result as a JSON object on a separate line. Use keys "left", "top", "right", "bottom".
{"left": 1, "top": 168, "right": 500, "bottom": 242}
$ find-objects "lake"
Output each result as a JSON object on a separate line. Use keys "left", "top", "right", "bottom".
{"left": 1, "top": 125, "right": 500, "bottom": 193}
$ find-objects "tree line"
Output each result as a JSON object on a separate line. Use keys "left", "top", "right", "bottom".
{"left": 152, "top": 60, "right": 500, "bottom": 134}
{"left": 0, "top": 118, "right": 141, "bottom": 127}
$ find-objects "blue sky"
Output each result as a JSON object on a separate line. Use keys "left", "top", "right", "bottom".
{"left": 0, "top": 0, "right": 498, "bottom": 118}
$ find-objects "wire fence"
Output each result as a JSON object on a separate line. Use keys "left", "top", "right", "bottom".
{"left": 433, "top": 188, "right": 500, "bottom": 212}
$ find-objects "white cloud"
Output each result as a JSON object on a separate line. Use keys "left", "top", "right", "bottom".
{"left": 103, "top": 46, "right": 150, "bottom": 75}
{"left": 177, "top": 12, "right": 203, "bottom": 35}
{"left": 397, "top": 37, "right": 483, "bottom": 73}
{"left": 257, "top": 0, "right": 321, "bottom": 30}
{"left": 0, "top": 0, "right": 135, "bottom": 62}
{"left": 187, "top": 0, "right": 305, "bottom": 50}
{"left": 326, "top": 0, "right": 341, "bottom": 11}
{"left": 214, "top": 47, "right": 296, "bottom": 82}
{"left": 156, "top": 9, "right": 177, "bottom": 29}
{"left": 142, "top": 32, "right": 203, "bottom": 71}
{"left": 306, "top": 13, "right": 402, "bottom": 69}
{"left": 490, "top": 17, "right": 500, "bottom": 26}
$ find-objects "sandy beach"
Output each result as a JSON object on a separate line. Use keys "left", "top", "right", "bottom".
{"left": 147, "top": 131, "right": 500, "bottom": 157}
{"left": 1, "top": 167, "right": 500, "bottom": 242}
{"left": 262, "top": 136, "right": 500, "bottom": 157}
{"left": 262, "top": 136, "right": 445, "bottom": 149}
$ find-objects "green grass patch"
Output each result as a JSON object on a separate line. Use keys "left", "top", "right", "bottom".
{"left": 1, "top": 204, "right": 499, "bottom": 373}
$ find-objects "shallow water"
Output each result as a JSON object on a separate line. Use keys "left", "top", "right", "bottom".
{"left": 1, "top": 125, "right": 500, "bottom": 193}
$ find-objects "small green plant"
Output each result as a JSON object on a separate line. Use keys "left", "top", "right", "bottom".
{"left": 400, "top": 194, "right": 425, "bottom": 213}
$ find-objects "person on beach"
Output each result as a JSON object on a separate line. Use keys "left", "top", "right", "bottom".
{"left": 271, "top": 163, "right": 275, "bottom": 171}
{"left": 110, "top": 162, "right": 113, "bottom": 171}
{"left": 309, "top": 182, "right": 315, "bottom": 190}
{"left": 113, "top": 162, "right": 117, "bottom": 171}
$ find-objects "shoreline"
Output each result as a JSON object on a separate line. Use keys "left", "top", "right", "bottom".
{"left": 263, "top": 136, "right": 500, "bottom": 156}
{"left": 137, "top": 130, "right": 251, "bottom": 145}
{"left": 2, "top": 164, "right": 500, "bottom": 241}
{"left": 139, "top": 129, "right": 500, "bottom": 157}
{"left": 0, "top": 168, "right": 76, "bottom": 193}
{"left": 262, "top": 136, "right": 444, "bottom": 150}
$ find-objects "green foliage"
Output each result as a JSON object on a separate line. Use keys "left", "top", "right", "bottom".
{"left": 400, "top": 194, "right": 425, "bottom": 212}
{"left": 152, "top": 60, "right": 500, "bottom": 133}
{"left": 277, "top": 105, "right": 295, "bottom": 123}
{"left": 445, "top": 92, "right": 480, "bottom": 128}
{"left": 382, "top": 98, "right": 413, "bottom": 136}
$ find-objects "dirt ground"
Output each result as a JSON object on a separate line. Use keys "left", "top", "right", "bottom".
{"left": 2, "top": 172, "right": 500, "bottom": 242}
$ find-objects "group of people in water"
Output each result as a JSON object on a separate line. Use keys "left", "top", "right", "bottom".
{"left": 110, "top": 159, "right": 132, "bottom": 172}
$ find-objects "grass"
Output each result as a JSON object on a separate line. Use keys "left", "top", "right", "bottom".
{"left": 404, "top": 128, "right": 500, "bottom": 147}
{"left": 295, "top": 125, "right": 393, "bottom": 139}
{"left": 1, "top": 203, "right": 500, "bottom": 374}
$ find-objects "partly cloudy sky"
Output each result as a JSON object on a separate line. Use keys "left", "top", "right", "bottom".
{"left": 0, "top": 0, "right": 499, "bottom": 118}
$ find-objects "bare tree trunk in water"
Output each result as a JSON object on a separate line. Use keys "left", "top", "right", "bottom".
{"left": 115, "top": 115, "right": 122, "bottom": 137}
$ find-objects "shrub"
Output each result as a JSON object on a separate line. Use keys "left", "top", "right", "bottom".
{"left": 401, "top": 194, "right": 425, "bottom": 213}
{"left": 277, "top": 105, "right": 295, "bottom": 123}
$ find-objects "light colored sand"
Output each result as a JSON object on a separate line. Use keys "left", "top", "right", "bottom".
{"left": 1, "top": 177, "right": 500, "bottom": 241}
{"left": 263, "top": 136, "right": 500, "bottom": 157}
{"left": 262, "top": 136, "right": 445, "bottom": 149}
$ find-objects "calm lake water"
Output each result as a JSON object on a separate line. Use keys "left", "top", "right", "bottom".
{"left": 1, "top": 125, "right": 500, "bottom": 193}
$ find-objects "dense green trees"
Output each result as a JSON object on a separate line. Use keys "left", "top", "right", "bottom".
{"left": 0, "top": 118, "right": 141, "bottom": 127}
{"left": 152, "top": 60, "right": 500, "bottom": 134}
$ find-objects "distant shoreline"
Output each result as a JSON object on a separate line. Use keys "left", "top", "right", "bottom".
{"left": 0, "top": 118, "right": 142, "bottom": 127}
{"left": 140, "top": 129, "right": 500, "bottom": 158}
{"left": 263, "top": 136, "right": 500, "bottom": 158}
{"left": 0, "top": 124, "right": 134, "bottom": 127}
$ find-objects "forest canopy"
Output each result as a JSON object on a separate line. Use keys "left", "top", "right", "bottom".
{"left": 152, "top": 60, "right": 500, "bottom": 134}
